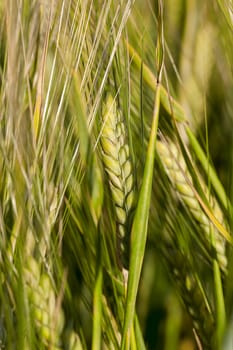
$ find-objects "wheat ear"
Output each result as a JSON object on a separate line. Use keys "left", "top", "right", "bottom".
{"left": 5, "top": 219, "right": 64, "bottom": 348}
{"left": 157, "top": 139, "right": 227, "bottom": 273}
{"left": 24, "top": 255, "right": 64, "bottom": 349}
{"left": 23, "top": 186, "right": 64, "bottom": 348}
{"left": 101, "top": 94, "right": 134, "bottom": 269}
{"left": 163, "top": 241, "right": 215, "bottom": 349}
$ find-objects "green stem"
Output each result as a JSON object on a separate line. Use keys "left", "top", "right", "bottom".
{"left": 121, "top": 82, "right": 161, "bottom": 349}
{"left": 92, "top": 259, "right": 103, "bottom": 350}
{"left": 213, "top": 259, "right": 226, "bottom": 349}
{"left": 134, "top": 315, "right": 146, "bottom": 350}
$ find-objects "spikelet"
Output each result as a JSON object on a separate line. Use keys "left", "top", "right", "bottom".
{"left": 101, "top": 94, "right": 134, "bottom": 269}
{"left": 163, "top": 242, "right": 215, "bottom": 349}
{"left": 24, "top": 195, "right": 64, "bottom": 348}
{"left": 157, "top": 139, "right": 227, "bottom": 273}
{"left": 21, "top": 183, "right": 64, "bottom": 348}
{"left": 24, "top": 256, "right": 64, "bottom": 349}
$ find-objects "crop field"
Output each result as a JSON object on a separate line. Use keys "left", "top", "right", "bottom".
{"left": 0, "top": 1, "right": 232, "bottom": 349}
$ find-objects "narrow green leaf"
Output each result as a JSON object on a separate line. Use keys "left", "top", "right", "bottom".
{"left": 186, "top": 126, "right": 231, "bottom": 211}
{"left": 121, "top": 82, "right": 161, "bottom": 349}
{"left": 213, "top": 259, "right": 226, "bottom": 349}
{"left": 125, "top": 40, "right": 186, "bottom": 122}
{"left": 92, "top": 251, "right": 103, "bottom": 350}
{"left": 72, "top": 72, "right": 90, "bottom": 164}
{"left": 134, "top": 315, "right": 147, "bottom": 350}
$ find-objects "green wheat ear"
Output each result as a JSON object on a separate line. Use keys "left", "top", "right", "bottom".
{"left": 162, "top": 240, "right": 215, "bottom": 349}
{"left": 24, "top": 255, "right": 64, "bottom": 349}
{"left": 101, "top": 94, "right": 134, "bottom": 269}
{"left": 157, "top": 139, "right": 227, "bottom": 274}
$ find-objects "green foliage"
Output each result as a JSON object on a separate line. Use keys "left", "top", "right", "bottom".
{"left": 0, "top": 0, "right": 232, "bottom": 349}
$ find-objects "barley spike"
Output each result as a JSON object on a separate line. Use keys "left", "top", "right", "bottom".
{"left": 157, "top": 139, "right": 227, "bottom": 273}
{"left": 101, "top": 94, "right": 134, "bottom": 269}
{"left": 163, "top": 242, "right": 215, "bottom": 349}
{"left": 24, "top": 255, "right": 64, "bottom": 349}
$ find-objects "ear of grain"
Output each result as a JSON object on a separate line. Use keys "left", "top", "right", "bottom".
{"left": 24, "top": 255, "right": 64, "bottom": 349}
{"left": 23, "top": 191, "right": 64, "bottom": 348}
{"left": 8, "top": 189, "right": 65, "bottom": 348}
{"left": 157, "top": 139, "right": 227, "bottom": 274}
{"left": 101, "top": 94, "right": 134, "bottom": 269}
{"left": 162, "top": 241, "right": 215, "bottom": 349}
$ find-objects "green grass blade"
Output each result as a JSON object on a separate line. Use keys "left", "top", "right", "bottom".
{"left": 186, "top": 126, "right": 231, "bottom": 212}
{"left": 121, "top": 82, "right": 161, "bottom": 349}
{"left": 125, "top": 40, "right": 186, "bottom": 122}
{"left": 72, "top": 72, "right": 90, "bottom": 164}
{"left": 134, "top": 315, "right": 147, "bottom": 350}
{"left": 213, "top": 259, "right": 226, "bottom": 349}
{"left": 92, "top": 258, "right": 103, "bottom": 350}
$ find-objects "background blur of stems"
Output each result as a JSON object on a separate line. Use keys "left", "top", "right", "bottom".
{"left": 0, "top": 0, "right": 232, "bottom": 349}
